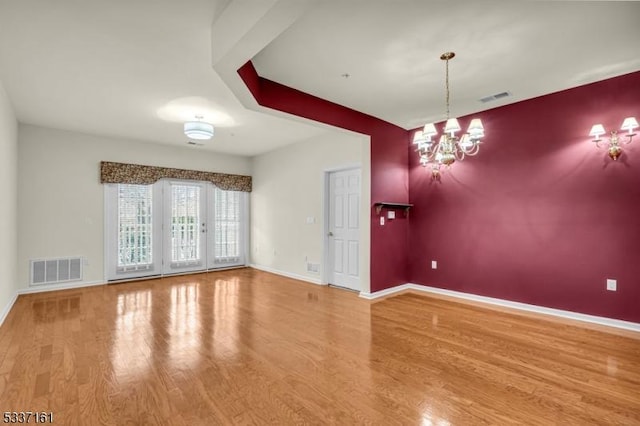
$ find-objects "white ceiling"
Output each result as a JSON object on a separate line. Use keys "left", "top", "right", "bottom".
{"left": 254, "top": 0, "right": 640, "bottom": 129}
{"left": 1, "top": 0, "right": 639, "bottom": 156}
{"left": 0, "top": 0, "right": 328, "bottom": 156}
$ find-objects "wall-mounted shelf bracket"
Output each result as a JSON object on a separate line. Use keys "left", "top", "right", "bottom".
{"left": 374, "top": 202, "right": 413, "bottom": 217}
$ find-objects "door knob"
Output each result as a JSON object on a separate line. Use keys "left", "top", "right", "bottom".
{"left": 328, "top": 231, "right": 334, "bottom": 236}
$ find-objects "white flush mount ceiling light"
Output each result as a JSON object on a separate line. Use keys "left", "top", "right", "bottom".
{"left": 413, "top": 52, "right": 485, "bottom": 177}
{"left": 184, "top": 115, "right": 214, "bottom": 140}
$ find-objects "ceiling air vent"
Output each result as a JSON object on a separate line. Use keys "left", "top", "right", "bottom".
{"left": 479, "top": 91, "right": 511, "bottom": 103}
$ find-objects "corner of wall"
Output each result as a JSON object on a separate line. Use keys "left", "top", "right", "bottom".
{"left": 0, "top": 78, "right": 19, "bottom": 324}
{"left": 250, "top": 130, "right": 371, "bottom": 291}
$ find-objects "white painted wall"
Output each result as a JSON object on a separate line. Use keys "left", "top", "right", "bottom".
{"left": 250, "top": 130, "right": 371, "bottom": 292}
{"left": 17, "top": 124, "right": 251, "bottom": 289}
{"left": 0, "top": 80, "right": 18, "bottom": 320}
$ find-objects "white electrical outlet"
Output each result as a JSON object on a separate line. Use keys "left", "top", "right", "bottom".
{"left": 387, "top": 211, "right": 395, "bottom": 220}
{"left": 606, "top": 279, "right": 617, "bottom": 291}
{"left": 431, "top": 260, "right": 437, "bottom": 269}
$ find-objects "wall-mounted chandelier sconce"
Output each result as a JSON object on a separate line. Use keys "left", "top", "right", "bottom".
{"left": 413, "top": 52, "right": 485, "bottom": 177}
{"left": 589, "top": 117, "right": 638, "bottom": 160}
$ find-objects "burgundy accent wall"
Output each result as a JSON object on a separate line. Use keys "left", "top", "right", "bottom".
{"left": 408, "top": 71, "right": 640, "bottom": 322}
{"left": 238, "top": 62, "right": 410, "bottom": 292}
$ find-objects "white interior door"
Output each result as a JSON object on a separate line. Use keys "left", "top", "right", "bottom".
{"left": 163, "top": 180, "right": 207, "bottom": 274}
{"left": 328, "top": 168, "right": 361, "bottom": 291}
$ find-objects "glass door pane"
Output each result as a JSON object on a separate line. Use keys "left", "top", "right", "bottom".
{"left": 118, "top": 184, "right": 154, "bottom": 271}
{"left": 163, "top": 181, "right": 206, "bottom": 274}
{"left": 207, "top": 186, "right": 246, "bottom": 268}
{"left": 106, "top": 183, "right": 162, "bottom": 281}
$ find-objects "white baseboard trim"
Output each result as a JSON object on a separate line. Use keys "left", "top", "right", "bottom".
{"left": 250, "top": 264, "right": 323, "bottom": 285}
{"left": 0, "top": 292, "right": 19, "bottom": 327}
{"left": 359, "top": 283, "right": 412, "bottom": 300}
{"left": 17, "top": 279, "right": 105, "bottom": 295}
{"left": 360, "top": 283, "right": 640, "bottom": 333}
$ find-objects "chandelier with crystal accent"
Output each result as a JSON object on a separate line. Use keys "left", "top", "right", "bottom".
{"left": 413, "top": 52, "right": 485, "bottom": 176}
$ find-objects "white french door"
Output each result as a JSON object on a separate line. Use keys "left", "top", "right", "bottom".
{"left": 163, "top": 181, "right": 207, "bottom": 274}
{"left": 106, "top": 180, "right": 247, "bottom": 281}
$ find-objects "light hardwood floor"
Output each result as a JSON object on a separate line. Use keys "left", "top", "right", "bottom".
{"left": 0, "top": 268, "right": 639, "bottom": 425}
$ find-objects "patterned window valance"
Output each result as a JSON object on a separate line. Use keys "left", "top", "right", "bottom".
{"left": 100, "top": 161, "right": 252, "bottom": 192}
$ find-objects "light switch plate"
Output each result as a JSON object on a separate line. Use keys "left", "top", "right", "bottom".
{"left": 387, "top": 211, "right": 396, "bottom": 219}
{"left": 431, "top": 260, "right": 437, "bottom": 269}
{"left": 380, "top": 216, "right": 385, "bottom": 225}
{"left": 606, "top": 279, "right": 617, "bottom": 291}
